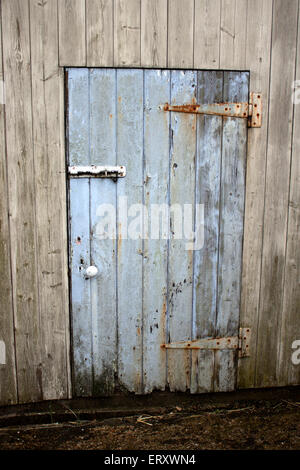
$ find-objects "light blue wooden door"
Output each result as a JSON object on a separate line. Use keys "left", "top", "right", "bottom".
{"left": 67, "top": 69, "right": 249, "bottom": 396}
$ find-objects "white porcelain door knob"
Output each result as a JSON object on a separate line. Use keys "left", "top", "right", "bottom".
{"left": 85, "top": 265, "right": 98, "bottom": 278}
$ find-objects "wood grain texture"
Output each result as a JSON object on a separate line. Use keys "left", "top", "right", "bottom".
{"left": 168, "top": 0, "right": 194, "bottom": 68}
{"left": 60, "top": 66, "right": 71, "bottom": 399}
{"left": 141, "top": 0, "right": 167, "bottom": 67}
{"left": 29, "top": 0, "right": 70, "bottom": 401}
{"left": 89, "top": 69, "right": 117, "bottom": 395}
{"left": 70, "top": 178, "right": 92, "bottom": 397}
{"left": 116, "top": 69, "right": 144, "bottom": 393}
{"left": 278, "top": 2, "right": 300, "bottom": 387}
{"left": 220, "top": 0, "right": 248, "bottom": 70}
{"left": 1, "top": 0, "right": 300, "bottom": 405}
{"left": 114, "top": 0, "right": 141, "bottom": 66}
{"left": 68, "top": 69, "right": 92, "bottom": 396}
{"left": 2, "top": 0, "right": 41, "bottom": 403}
{"left": 0, "top": 6, "right": 18, "bottom": 405}
{"left": 143, "top": 69, "right": 170, "bottom": 393}
{"left": 167, "top": 70, "right": 197, "bottom": 392}
{"left": 191, "top": 71, "right": 223, "bottom": 393}
{"left": 194, "top": 0, "right": 221, "bottom": 68}
{"left": 215, "top": 72, "right": 248, "bottom": 392}
{"left": 59, "top": 0, "right": 86, "bottom": 66}
{"left": 86, "top": 0, "right": 114, "bottom": 67}
{"left": 255, "top": 0, "right": 299, "bottom": 388}
{"left": 238, "top": 0, "right": 273, "bottom": 389}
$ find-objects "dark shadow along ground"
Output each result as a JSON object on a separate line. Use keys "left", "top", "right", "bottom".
{"left": 0, "top": 397, "right": 299, "bottom": 450}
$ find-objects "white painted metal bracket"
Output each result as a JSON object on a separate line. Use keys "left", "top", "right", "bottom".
{"left": 161, "top": 327, "right": 251, "bottom": 358}
{"left": 68, "top": 165, "right": 126, "bottom": 179}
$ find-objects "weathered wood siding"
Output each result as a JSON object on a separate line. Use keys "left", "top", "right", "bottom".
{"left": 0, "top": 0, "right": 299, "bottom": 404}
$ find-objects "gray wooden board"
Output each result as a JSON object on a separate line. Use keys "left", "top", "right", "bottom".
{"left": 220, "top": 0, "right": 248, "bottom": 70}
{"left": 143, "top": 70, "right": 170, "bottom": 392}
{"left": 214, "top": 72, "right": 249, "bottom": 392}
{"left": 167, "top": 70, "right": 197, "bottom": 392}
{"left": 58, "top": 0, "right": 86, "bottom": 66}
{"left": 194, "top": 0, "right": 221, "bottom": 69}
{"left": 168, "top": 0, "right": 194, "bottom": 68}
{"left": 255, "top": 0, "right": 299, "bottom": 387}
{"left": 116, "top": 69, "right": 144, "bottom": 393}
{"left": 29, "top": 0, "right": 70, "bottom": 401}
{"left": 141, "top": 0, "right": 167, "bottom": 68}
{"left": 68, "top": 69, "right": 92, "bottom": 396}
{"left": 279, "top": 3, "right": 300, "bottom": 387}
{"left": 89, "top": 69, "right": 117, "bottom": 395}
{"left": 86, "top": 0, "right": 114, "bottom": 67}
{"left": 191, "top": 71, "right": 223, "bottom": 393}
{"left": 238, "top": 0, "right": 273, "bottom": 389}
{"left": 255, "top": 0, "right": 299, "bottom": 388}
{"left": 114, "top": 0, "right": 141, "bottom": 67}
{"left": 0, "top": 8, "right": 17, "bottom": 405}
{"left": 2, "top": 0, "right": 41, "bottom": 403}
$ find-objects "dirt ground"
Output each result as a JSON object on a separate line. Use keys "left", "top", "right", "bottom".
{"left": 0, "top": 398, "right": 299, "bottom": 450}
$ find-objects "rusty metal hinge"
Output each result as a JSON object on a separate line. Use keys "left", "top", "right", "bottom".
{"left": 68, "top": 165, "right": 126, "bottom": 179}
{"left": 161, "top": 327, "right": 251, "bottom": 358}
{"left": 162, "top": 92, "right": 262, "bottom": 128}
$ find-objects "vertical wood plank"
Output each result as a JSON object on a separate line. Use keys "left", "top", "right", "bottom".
{"left": 68, "top": 69, "right": 92, "bottom": 396}
{"left": 143, "top": 69, "right": 170, "bottom": 393}
{"left": 0, "top": 5, "right": 18, "bottom": 405}
{"left": 58, "top": 0, "right": 86, "bottom": 66}
{"left": 86, "top": 0, "right": 114, "bottom": 67}
{"left": 2, "top": 0, "right": 41, "bottom": 403}
{"left": 279, "top": 3, "right": 300, "bottom": 385}
{"left": 168, "top": 70, "right": 197, "bottom": 391}
{"left": 116, "top": 69, "right": 144, "bottom": 392}
{"left": 29, "top": 0, "right": 70, "bottom": 401}
{"left": 59, "top": 67, "right": 71, "bottom": 399}
{"left": 141, "top": 0, "right": 167, "bottom": 68}
{"left": 215, "top": 72, "right": 248, "bottom": 392}
{"left": 89, "top": 69, "right": 117, "bottom": 395}
{"left": 256, "top": 0, "right": 299, "bottom": 387}
{"left": 220, "top": 0, "right": 248, "bottom": 70}
{"left": 238, "top": 0, "right": 273, "bottom": 389}
{"left": 70, "top": 179, "right": 92, "bottom": 396}
{"left": 191, "top": 71, "right": 223, "bottom": 393}
{"left": 168, "top": 0, "right": 194, "bottom": 68}
{"left": 194, "top": 0, "right": 221, "bottom": 69}
{"left": 114, "top": 0, "right": 141, "bottom": 67}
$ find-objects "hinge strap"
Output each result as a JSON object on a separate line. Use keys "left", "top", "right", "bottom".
{"left": 162, "top": 92, "right": 261, "bottom": 128}
{"left": 161, "top": 328, "right": 251, "bottom": 358}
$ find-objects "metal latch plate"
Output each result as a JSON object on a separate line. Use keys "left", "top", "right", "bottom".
{"left": 238, "top": 327, "right": 251, "bottom": 358}
{"left": 248, "top": 92, "right": 262, "bottom": 128}
{"left": 68, "top": 165, "right": 126, "bottom": 178}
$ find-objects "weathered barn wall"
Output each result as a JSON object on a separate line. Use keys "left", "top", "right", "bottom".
{"left": 0, "top": 0, "right": 299, "bottom": 404}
